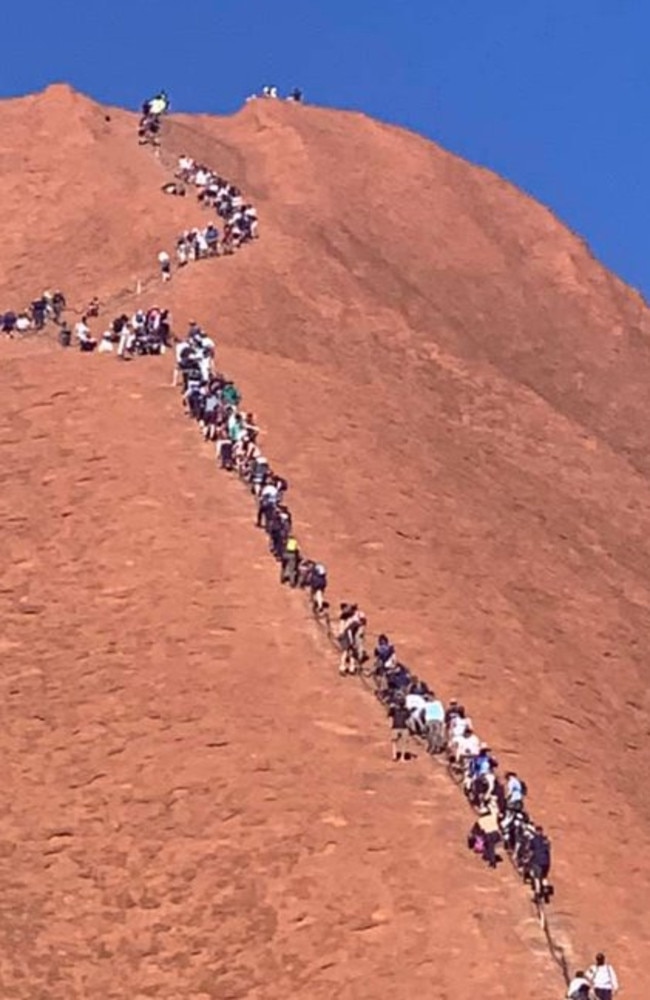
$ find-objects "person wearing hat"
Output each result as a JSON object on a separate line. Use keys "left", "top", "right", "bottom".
{"left": 586, "top": 953, "right": 619, "bottom": 1000}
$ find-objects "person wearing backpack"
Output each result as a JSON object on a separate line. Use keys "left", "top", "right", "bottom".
{"left": 586, "top": 953, "right": 619, "bottom": 1000}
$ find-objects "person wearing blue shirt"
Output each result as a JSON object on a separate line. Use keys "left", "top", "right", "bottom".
{"left": 423, "top": 694, "right": 446, "bottom": 753}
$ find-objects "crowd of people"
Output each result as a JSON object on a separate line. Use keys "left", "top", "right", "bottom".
{"left": 5, "top": 90, "right": 618, "bottom": 1000}
{"left": 60, "top": 306, "right": 171, "bottom": 357}
{"left": 1, "top": 289, "right": 67, "bottom": 336}
{"left": 246, "top": 85, "right": 304, "bottom": 102}
{"left": 173, "top": 315, "right": 554, "bottom": 895}
{"left": 157, "top": 155, "right": 259, "bottom": 278}
{"left": 138, "top": 90, "right": 170, "bottom": 147}
{"left": 171, "top": 316, "right": 620, "bottom": 1000}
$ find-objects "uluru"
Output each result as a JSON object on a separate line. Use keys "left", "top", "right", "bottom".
{"left": 1, "top": 81, "right": 648, "bottom": 1000}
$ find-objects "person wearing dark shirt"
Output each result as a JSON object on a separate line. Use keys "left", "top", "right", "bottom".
{"left": 388, "top": 697, "right": 411, "bottom": 762}
{"left": 527, "top": 825, "right": 552, "bottom": 901}
{"left": 374, "top": 634, "right": 396, "bottom": 672}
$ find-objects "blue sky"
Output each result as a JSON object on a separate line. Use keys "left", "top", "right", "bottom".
{"left": 3, "top": 0, "right": 648, "bottom": 297}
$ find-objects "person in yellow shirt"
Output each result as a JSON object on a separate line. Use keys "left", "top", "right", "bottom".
{"left": 281, "top": 536, "right": 300, "bottom": 587}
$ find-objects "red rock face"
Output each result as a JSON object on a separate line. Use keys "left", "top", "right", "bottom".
{"left": 1, "top": 84, "right": 648, "bottom": 998}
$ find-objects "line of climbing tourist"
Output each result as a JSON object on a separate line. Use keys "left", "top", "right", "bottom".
{"left": 3, "top": 88, "right": 618, "bottom": 1000}
{"left": 171, "top": 314, "right": 620, "bottom": 1000}
{"left": 138, "top": 89, "right": 170, "bottom": 147}
{"left": 158, "top": 154, "right": 258, "bottom": 274}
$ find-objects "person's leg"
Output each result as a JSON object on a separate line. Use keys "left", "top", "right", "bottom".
{"left": 594, "top": 990, "right": 612, "bottom": 1000}
{"left": 483, "top": 833, "right": 497, "bottom": 868}
{"left": 392, "top": 730, "right": 401, "bottom": 762}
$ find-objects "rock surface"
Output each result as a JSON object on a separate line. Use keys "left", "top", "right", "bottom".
{"left": 1, "top": 84, "right": 649, "bottom": 998}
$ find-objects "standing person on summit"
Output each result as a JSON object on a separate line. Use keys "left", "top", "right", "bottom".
{"left": 586, "top": 953, "right": 619, "bottom": 1000}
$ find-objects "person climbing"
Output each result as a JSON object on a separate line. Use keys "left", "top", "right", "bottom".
{"left": 158, "top": 250, "right": 171, "bottom": 282}
{"left": 51, "top": 290, "right": 66, "bottom": 322}
{"left": 373, "top": 634, "right": 397, "bottom": 673}
{"left": 257, "top": 478, "right": 278, "bottom": 529}
{"left": 144, "top": 90, "right": 169, "bottom": 117}
{"left": 526, "top": 825, "right": 552, "bottom": 902}
{"left": 309, "top": 561, "right": 327, "bottom": 612}
{"left": 566, "top": 972, "right": 591, "bottom": 999}
{"left": 337, "top": 604, "right": 366, "bottom": 675}
{"left": 280, "top": 535, "right": 300, "bottom": 587}
{"left": 388, "top": 693, "right": 411, "bottom": 762}
{"left": 422, "top": 693, "right": 446, "bottom": 754}
{"left": 586, "top": 954, "right": 619, "bottom": 1000}
{"left": 504, "top": 771, "right": 527, "bottom": 811}
{"left": 470, "top": 805, "right": 501, "bottom": 868}
{"left": 31, "top": 297, "right": 47, "bottom": 330}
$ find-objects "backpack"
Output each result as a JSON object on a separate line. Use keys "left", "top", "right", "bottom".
{"left": 520, "top": 780, "right": 528, "bottom": 797}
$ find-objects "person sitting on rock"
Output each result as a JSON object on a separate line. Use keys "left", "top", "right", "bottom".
{"left": 162, "top": 181, "right": 186, "bottom": 196}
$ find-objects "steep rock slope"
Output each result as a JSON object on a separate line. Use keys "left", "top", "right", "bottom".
{"left": 2, "top": 84, "right": 650, "bottom": 994}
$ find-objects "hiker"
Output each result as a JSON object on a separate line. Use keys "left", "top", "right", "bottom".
{"left": 308, "top": 561, "right": 327, "bottom": 612}
{"left": 280, "top": 535, "right": 300, "bottom": 587}
{"left": 158, "top": 249, "right": 171, "bottom": 281}
{"left": 31, "top": 297, "right": 47, "bottom": 330}
{"left": 566, "top": 972, "right": 591, "bottom": 999}
{"left": 388, "top": 694, "right": 411, "bottom": 762}
{"left": 374, "top": 634, "right": 397, "bottom": 673}
{"left": 257, "top": 479, "right": 279, "bottom": 528}
{"left": 287, "top": 87, "right": 303, "bottom": 103}
{"left": 2, "top": 310, "right": 17, "bottom": 334}
{"left": 504, "top": 771, "right": 527, "bottom": 810}
{"left": 144, "top": 91, "right": 169, "bottom": 117}
{"left": 525, "top": 825, "right": 552, "bottom": 901}
{"left": 405, "top": 683, "right": 427, "bottom": 735}
{"left": 422, "top": 693, "right": 446, "bottom": 753}
{"left": 75, "top": 317, "right": 96, "bottom": 352}
{"left": 469, "top": 806, "right": 501, "bottom": 868}
{"left": 50, "top": 290, "right": 66, "bottom": 322}
{"left": 338, "top": 604, "right": 366, "bottom": 675}
{"left": 586, "top": 954, "right": 619, "bottom": 1000}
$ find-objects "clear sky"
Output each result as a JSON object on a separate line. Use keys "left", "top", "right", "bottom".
{"left": 3, "top": 0, "right": 648, "bottom": 297}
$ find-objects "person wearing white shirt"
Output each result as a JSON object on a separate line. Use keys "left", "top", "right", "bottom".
{"left": 158, "top": 250, "right": 171, "bottom": 282}
{"left": 405, "top": 691, "right": 426, "bottom": 734}
{"left": 566, "top": 972, "right": 590, "bottom": 999}
{"left": 455, "top": 728, "right": 480, "bottom": 761}
{"left": 449, "top": 716, "right": 474, "bottom": 760}
{"left": 587, "top": 953, "right": 619, "bottom": 1000}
